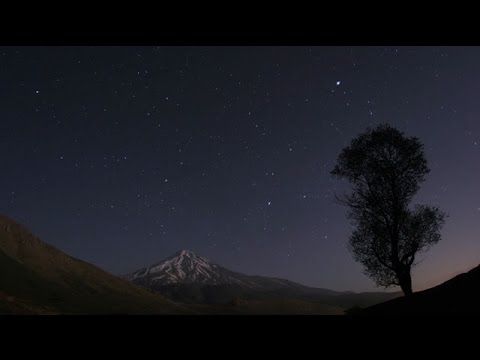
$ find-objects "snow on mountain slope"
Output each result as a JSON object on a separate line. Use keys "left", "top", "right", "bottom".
{"left": 125, "top": 250, "right": 312, "bottom": 291}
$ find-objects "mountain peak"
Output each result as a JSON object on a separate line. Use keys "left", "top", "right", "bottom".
{"left": 174, "top": 249, "right": 196, "bottom": 257}
{"left": 126, "top": 250, "right": 222, "bottom": 284}
{"left": 126, "top": 249, "right": 271, "bottom": 287}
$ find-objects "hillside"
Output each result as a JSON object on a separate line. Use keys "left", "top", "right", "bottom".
{"left": 0, "top": 215, "right": 188, "bottom": 314}
{"left": 363, "top": 264, "right": 480, "bottom": 315}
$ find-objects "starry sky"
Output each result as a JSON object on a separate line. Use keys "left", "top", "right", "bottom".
{"left": 1, "top": 45, "right": 480, "bottom": 293}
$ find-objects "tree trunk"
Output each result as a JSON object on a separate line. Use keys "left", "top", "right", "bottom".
{"left": 399, "top": 271, "right": 413, "bottom": 296}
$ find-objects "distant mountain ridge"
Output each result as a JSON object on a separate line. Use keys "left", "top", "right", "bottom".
{"left": 125, "top": 249, "right": 399, "bottom": 307}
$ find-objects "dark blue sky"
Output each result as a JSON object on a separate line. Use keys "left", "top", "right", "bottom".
{"left": 1, "top": 46, "right": 479, "bottom": 292}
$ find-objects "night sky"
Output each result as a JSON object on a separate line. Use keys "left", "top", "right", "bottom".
{"left": 1, "top": 46, "right": 480, "bottom": 293}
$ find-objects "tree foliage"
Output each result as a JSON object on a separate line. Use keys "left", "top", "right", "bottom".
{"left": 331, "top": 124, "right": 446, "bottom": 295}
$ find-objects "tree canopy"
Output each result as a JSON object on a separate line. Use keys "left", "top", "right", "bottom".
{"left": 331, "top": 124, "right": 446, "bottom": 296}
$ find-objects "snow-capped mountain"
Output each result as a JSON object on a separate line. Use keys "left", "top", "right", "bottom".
{"left": 125, "top": 249, "right": 301, "bottom": 290}
{"left": 124, "top": 250, "right": 400, "bottom": 306}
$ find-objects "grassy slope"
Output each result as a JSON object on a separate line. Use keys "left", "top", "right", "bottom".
{"left": 0, "top": 215, "right": 190, "bottom": 314}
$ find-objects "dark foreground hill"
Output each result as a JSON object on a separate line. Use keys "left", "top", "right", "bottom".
{"left": 363, "top": 264, "right": 480, "bottom": 315}
{"left": 0, "top": 215, "right": 188, "bottom": 314}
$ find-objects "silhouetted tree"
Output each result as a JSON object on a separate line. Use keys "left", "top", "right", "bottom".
{"left": 331, "top": 124, "right": 446, "bottom": 296}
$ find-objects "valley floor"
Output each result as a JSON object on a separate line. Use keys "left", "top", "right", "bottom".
{"left": 187, "top": 299, "right": 345, "bottom": 315}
